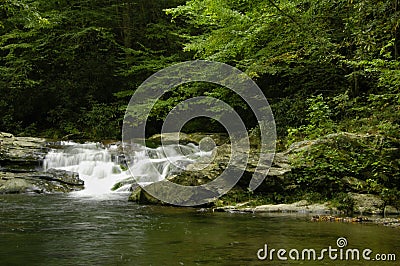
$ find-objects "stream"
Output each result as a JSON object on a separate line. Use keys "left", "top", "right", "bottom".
{"left": 0, "top": 142, "right": 399, "bottom": 265}
{"left": 0, "top": 194, "right": 399, "bottom": 265}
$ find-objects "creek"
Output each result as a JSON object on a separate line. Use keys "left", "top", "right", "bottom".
{"left": 43, "top": 141, "right": 210, "bottom": 196}
{"left": 1, "top": 194, "right": 399, "bottom": 265}
{"left": 1, "top": 142, "right": 399, "bottom": 265}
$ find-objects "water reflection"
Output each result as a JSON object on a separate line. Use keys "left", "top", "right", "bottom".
{"left": 0, "top": 194, "right": 399, "bottom": 265}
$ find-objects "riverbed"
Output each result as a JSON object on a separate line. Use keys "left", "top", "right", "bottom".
{"left": 0, "top": 194, "right": 398, "bottom": 265}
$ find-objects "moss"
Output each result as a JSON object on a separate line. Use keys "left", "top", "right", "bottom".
{"left": 329, "top": 193, "right": 355, "bottom": 214}
{"left": 111, "top": 182, "right": 123, "bottom": 191}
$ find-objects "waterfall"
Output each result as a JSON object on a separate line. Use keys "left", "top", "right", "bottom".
{"left": 43, "top": 141, "right": 211, "bottom": 196}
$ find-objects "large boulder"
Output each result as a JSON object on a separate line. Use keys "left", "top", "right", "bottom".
{"left": 129, "top": 183, "right": 218, "bottom": 206}
{"left": 348, "top": 193, "right": 384, "bottom": 214}
{"left": 0, "top": 132, "right": 47, "bottom": 170}
{"left": 0, "top": 178, "right": 35, "bottom": 194}
{"left": 0, "top": 169, "right": 84, "bottom": 194}
{"left": 0, "top": 132, "right": 84, "bottom": 194}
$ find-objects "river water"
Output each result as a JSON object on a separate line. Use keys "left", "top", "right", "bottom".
{"left": 0, "top": 193, "right": 399, "bottom": 265}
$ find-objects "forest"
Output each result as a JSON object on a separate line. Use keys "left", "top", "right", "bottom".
{"left": 1, "top": 0, "right": 399, "bottom": 205}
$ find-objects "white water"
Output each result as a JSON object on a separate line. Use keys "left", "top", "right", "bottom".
{"left": 43, "top": 141, "right": 211, "bottom": 196}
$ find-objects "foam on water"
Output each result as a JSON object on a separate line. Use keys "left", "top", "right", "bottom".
{"left": 43, "top": 141, "right": 211, "bottom": 197}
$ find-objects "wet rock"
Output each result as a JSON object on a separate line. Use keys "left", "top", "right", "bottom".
{"left": 267, "top": 167, "right": 291, "bottom": 176}
{"left": 373, "top": 218, "right": 400, "bottom": 228}
{"left": 128, "top": 182, "right": 217, "bottom": 206}
{"left": 128, "top": 186, "right": 143, "bottom": 202}
{"left": 0, "top": 169, "right": 83, "bottom": 194}
{"left": 0, "top": 132, "right": 47, "bottom": 169}
{"left": 111, "top": 177, "right": 136, "bottom": 191}
{"left": 0, "top": 132, "right": 84, "bottom": 194}
{"left": 214, "top": 200, "right": 337, "bottom": 214}
{"left": 0, "top": 178, "right": 36, "bottom": 194}
{"left": 147, "top": 132, "right": 229, "bottom": 146}
{"left": 348, "top": 193, "right": 384, "bottom": 214}
{"left": 34, "top": 169, "right": 84, "bottom": 187}
{"left": 129, "top": 187, "right": 165, "bottom": 205}
{"left": 311, "top": 215, "right": 400, "bottom": 228}
{"left": 129, "top": 186, "right": 164, "bottom": 205}
{"left": 186, "top": 133, "right": 229, "bottom": 146}
{"left": 384, "top": 205, "right": 400, "bottom": 215}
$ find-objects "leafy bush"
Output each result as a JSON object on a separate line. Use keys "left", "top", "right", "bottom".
{"left": 288, "top": 133, "right": 400, "bottom": 200}
{"left": 330, "top": 192, "right": 355, "bottom": 214}
{"left": 287, "top": 94, "right": 335, "bottom": 146}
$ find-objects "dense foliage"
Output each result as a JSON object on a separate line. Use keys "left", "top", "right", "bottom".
{"left": 1, "top": 0, "right": 399, "bottom": 205}
{"left": 1, "top": 0, "right": 398, "bottom": 138}
{"left": 1, "top": 0, "right": 187, "bottom": 138}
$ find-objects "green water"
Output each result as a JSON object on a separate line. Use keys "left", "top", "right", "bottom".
{"left": 0, "top": 194, "right": 399, "bottom": 265}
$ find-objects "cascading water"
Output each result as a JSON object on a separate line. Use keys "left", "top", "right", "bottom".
{"left": 43, "top": 142, "right": 127, "bottom": 196}
{"left": 43, "top": 141, "right": 211, "bottom": 196}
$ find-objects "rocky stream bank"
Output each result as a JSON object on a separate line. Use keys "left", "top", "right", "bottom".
{"left": 0, "top": 132, "right": 83, "bottom": 193}
{"left": 130, "top": 132, "right": 400, "bottom": 218}
{"left": 1, "top": 131, "right": 399, "bottom": 226}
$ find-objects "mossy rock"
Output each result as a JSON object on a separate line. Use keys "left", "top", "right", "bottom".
{"left": 0, "top": 178, "right": 36, "bottom": 194}
{"left": 348, "top": 193, "right": 384, "bottom": 214}
{"left": 128, "top": 186, "right": 163, "bottom": 205}
{"left": 129, "top": 182, "right": 218, "bottom": 206}
{"left": 147, "top": 132, "right": 229, "bottom": 146}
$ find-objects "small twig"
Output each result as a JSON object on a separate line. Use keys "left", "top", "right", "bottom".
{"left": 266, "top": 0, "right": 299, "bottom": 25}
